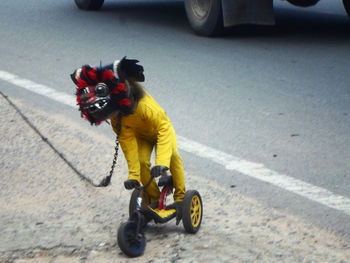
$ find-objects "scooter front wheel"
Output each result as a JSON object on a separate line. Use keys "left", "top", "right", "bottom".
{"left": 129, "top": 188, "right": 141, "bottom": 218}
{"left": 117, "top": 221, "right": 146, "bottom": 257}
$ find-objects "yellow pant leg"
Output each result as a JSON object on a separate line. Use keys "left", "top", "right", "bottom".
{"left": 137, "top": 138, "right": 160, "bottom": 203}
{"left": 170, "top": 150, "right": 186, "bottom": 202}
{"left": 168, "top": 129, "right": 186, "bottom": 202}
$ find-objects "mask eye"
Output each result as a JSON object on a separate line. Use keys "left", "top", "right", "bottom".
{"left": 95, "top": 83, "right": 109, "bottom": 97}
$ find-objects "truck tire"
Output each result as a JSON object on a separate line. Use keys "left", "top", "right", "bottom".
{"left": 74, "top": 0, "right": 104, "bottom": 10}
{"left": 343, "top": 0, "right": 350, "bottom": 17}
{"left": 184, "top": 0, "right": 223, "bottom": 36}
{"left": 286, "top": 0, "right": 319, "bottom": 7}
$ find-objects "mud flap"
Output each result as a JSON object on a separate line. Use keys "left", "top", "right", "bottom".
{"left": 343, "top": 0, "right": 350, "bottom": 17}
{"left": 221, "top": 0, "right": 275, "bottom": 27}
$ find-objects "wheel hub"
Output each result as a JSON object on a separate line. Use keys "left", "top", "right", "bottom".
{"left": 190, "top": 195, "right": 202, "bottom": 227}
{"left": 191, "top": 0, "right": 211, "bottom": 20}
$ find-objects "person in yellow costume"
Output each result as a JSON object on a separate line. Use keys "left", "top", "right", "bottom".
{"left": 110, "top": 88, "right": 185, "bottom": 203}
{"left": 71, "top": 57, "right": 185, "bottom": 222}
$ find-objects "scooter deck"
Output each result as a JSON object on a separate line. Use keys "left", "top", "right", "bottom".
{"left": 144, "top": 206, "right": 176, "bottom": 224}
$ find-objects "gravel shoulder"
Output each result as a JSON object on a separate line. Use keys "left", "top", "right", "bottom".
{"left": 0, "top": 95, "right": 349, "bottom": 263}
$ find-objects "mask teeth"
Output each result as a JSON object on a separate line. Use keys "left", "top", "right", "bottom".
{"left": 89, "top": 99, "right": 108, "bottom": 112}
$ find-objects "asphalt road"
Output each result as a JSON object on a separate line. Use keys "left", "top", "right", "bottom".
{"left": 0, "top": 0, "right": 349, "bottom": 240}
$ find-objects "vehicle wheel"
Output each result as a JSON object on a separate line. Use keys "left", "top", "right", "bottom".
{"left": 74, "top": 0, "right": 104, "bottom": 10}
{"left": 129, "top": 189, "right": 141, "bottom": 219}
{"left": 182, "top": 190, "right": 203, "bottom": 233}
{"left": 343, "top": 0, "right": 350, "bottom": 17}
{"left": 286, "top": 0, "right": 319, "bottom": 7}
{"left": 184, "top": 0, "right": 223, "bottom": 36}
{"left": 117, "top": 221, "right": 146, "bottom": 257}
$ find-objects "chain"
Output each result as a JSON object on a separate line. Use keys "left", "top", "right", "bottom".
{"left": 1, "top": 89, "right": 122, "bottom": 188}
{"left": 108, "top": 135, "right": 119, "bottom": 178}
{"left": 1, "top": 90, "right": 102, "bottom": 187}
{"left": 97, "top": 118, "right": 121, "bottom": 187}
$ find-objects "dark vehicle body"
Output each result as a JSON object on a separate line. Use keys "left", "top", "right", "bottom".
{"left": 74, "top": 0, "right": 350, "bottom": 35}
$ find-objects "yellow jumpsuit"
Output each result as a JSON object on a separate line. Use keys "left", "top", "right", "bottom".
{"left": 111, "top": 91, "right": 185, "bottom": 203}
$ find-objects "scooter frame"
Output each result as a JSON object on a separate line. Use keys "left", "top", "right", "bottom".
{"left": 117, "top": 172, "right": 203, "bottom": 257}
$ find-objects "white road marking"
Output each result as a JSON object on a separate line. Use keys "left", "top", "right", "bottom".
{"left": 0, "top": 70, "right": 76, "bottom": 108}
{"left": 1, "top": 70, "right": 350, "bottom": 216}
{"left": 177, "top": 136, "right": 350, "bottom": 215}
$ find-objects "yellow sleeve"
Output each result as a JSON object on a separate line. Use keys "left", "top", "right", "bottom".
{"left": 111, "top": 119, "right": 141, "bottom": 182}
{"left": 141, "top": 104, "right": 173, "bottom": 168}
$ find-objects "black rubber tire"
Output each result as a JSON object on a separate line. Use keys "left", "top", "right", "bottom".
{"left": 286, "top": 0, "right": 319, "bottom": 7}
{"left": 182, "top": 190, "right": 203, "bottom": 233}
{"left": 184, "top": 0, "right": 223, "bottom": 36}
{"left": 117, "top": 221, "right": 146, "bottom": 257}
{"left": 74, "top": 0, "right": 104, "bottom": 10}
{"left": 343, "top": 0, "right": 350, "bottom": 17}
{"left": 129, "top": 189, "right": 141, "bottom": 219}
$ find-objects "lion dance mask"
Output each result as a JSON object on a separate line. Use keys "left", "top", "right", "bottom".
{"left": 71, "top": 65, "right": 132, "bottom": 125}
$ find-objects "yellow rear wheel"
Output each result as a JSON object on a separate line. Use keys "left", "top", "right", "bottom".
{"left": 182, "top": 190, "right": 203, "bottom": 233}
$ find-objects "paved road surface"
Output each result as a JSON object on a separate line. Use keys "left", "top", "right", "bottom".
{"left": 0, "top": 0, "right": 349, "bottom": 260}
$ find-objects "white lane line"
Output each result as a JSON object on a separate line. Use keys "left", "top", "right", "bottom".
{"left": 177, "top": 136, "right": 350, "bottom": 215}
{"left": 1, "top": 70, "right": 350, "bottom": 216}
{"left": 0, "top": 70, "right": 76, "bottom": 108}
